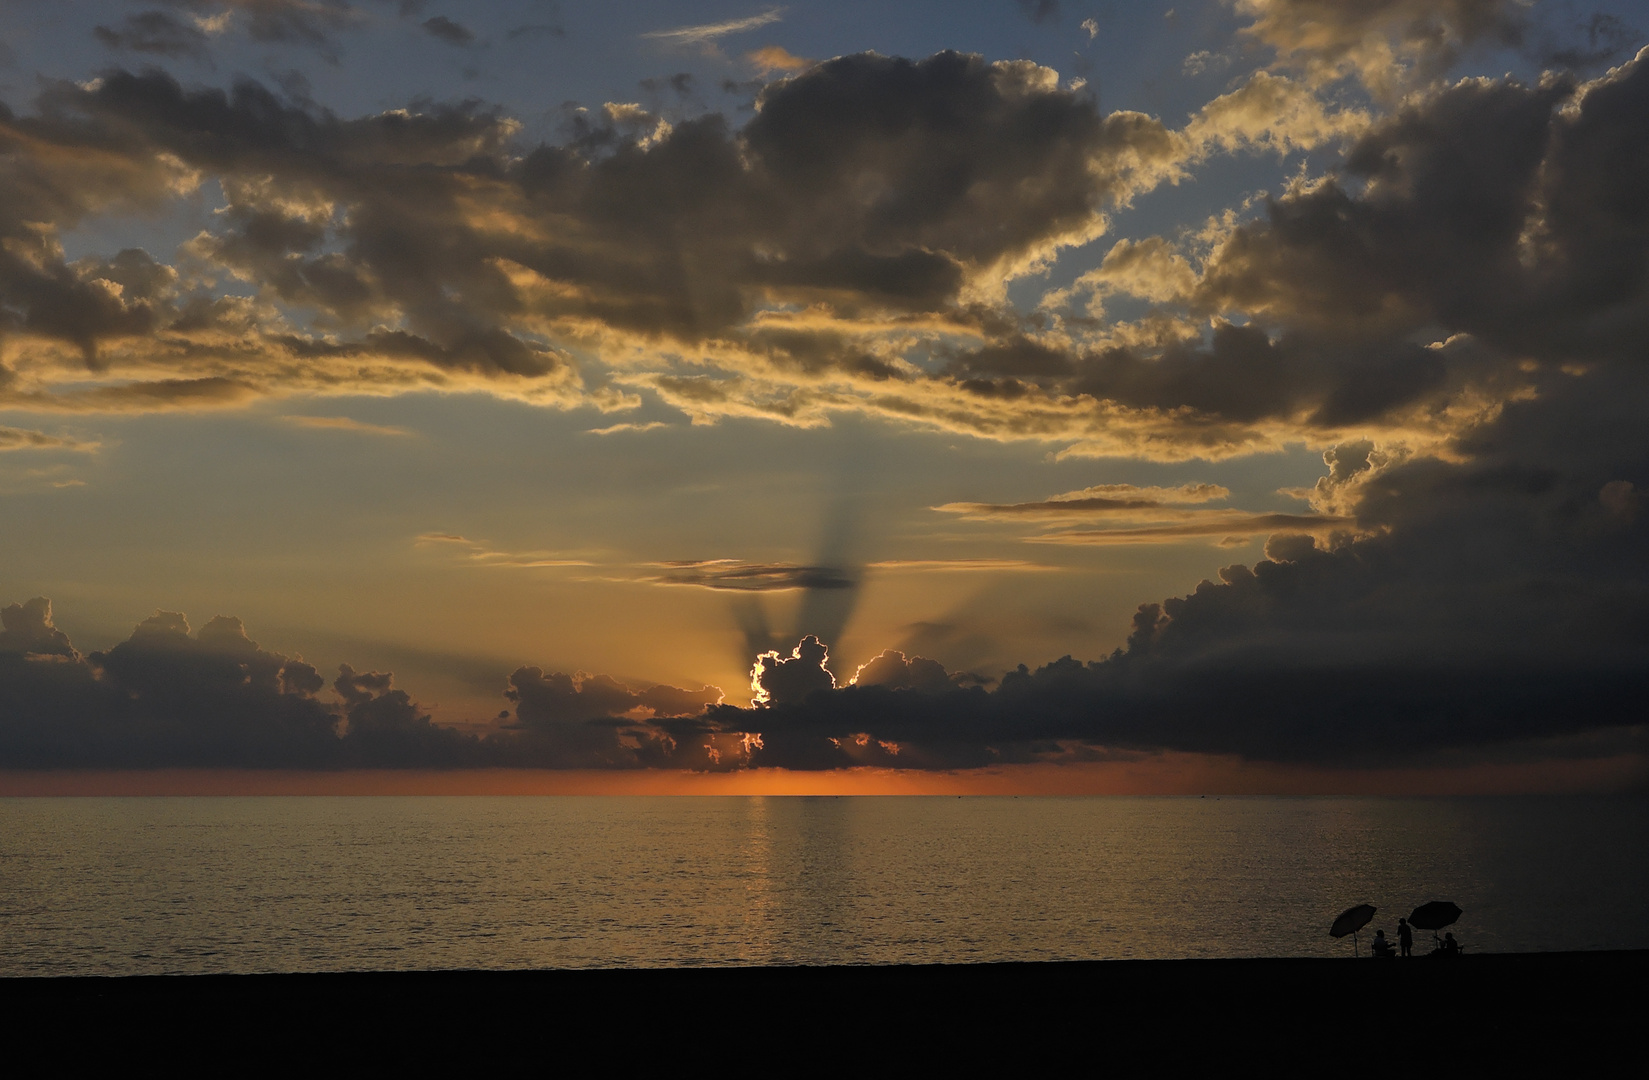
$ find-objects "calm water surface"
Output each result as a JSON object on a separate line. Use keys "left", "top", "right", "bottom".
{"left": 2, "top": 796, "right": 1645, "bottom": 975}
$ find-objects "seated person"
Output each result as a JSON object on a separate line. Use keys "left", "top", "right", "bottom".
{"left": 1431, "top": 931, "right": 1462, "bottom": 956}
{"left": 1370, "top": 929, "right": 1396, "bottom": 958}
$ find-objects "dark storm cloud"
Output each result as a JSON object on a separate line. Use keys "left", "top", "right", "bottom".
{"left": 497, "top": 666, "right": 732, "bottom": 769}
{"left": 0, "top": 598, "right": 77, "bottom": 657}
{"left": 751, "top": 635, "right": 836, "bottom": 705}
{"left": 7, "top": 354, "right": 1645, "bottom": 777}
{"left": 0, "top": 598, "right": 740, "bottom": 770}
{"left": 1198, "top": 53, "right": 1649, "bottom": 365}
{"left": 0, "top": 604, "right": 487, "bottom": 767}
{"left": 697, "top": 362, "right": 1649, "bottom": 769}
{"left": 851, "top": 648, "right": 958, "bottom": 693}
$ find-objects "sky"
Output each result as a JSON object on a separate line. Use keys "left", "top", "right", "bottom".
{"left": 1, "top": 0, "right": 1646, "bottom": 791}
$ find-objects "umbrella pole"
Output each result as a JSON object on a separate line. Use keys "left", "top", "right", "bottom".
{"left": 1353, "top": 930, "right": 1359, "bottom": 958}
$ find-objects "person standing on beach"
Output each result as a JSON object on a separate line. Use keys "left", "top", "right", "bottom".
{"left": 1398, "top": 918, "right": 1413, "bottom": 958}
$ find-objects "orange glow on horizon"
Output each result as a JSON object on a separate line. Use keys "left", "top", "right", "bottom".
{"left": 1, "top": 752, "right": 1642, "bottom": 796}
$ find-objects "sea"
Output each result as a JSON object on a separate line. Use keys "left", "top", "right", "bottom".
{"left": 2, "top": 795, "right": 1646, "bottom": 976}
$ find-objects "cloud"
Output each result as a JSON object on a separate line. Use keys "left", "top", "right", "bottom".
{"left": 586, "top": 421, "right": 668, "bottom": 435}
{"left": 414, "top": 533, "right": 592, "bottom": 568}
{"left": 645, "top": 560, "right": 855, "bottom": 592}
{"left": 1237, "top": 0, "right": 1641, "bottom": 95}
{"left": 686, "top": 360, "right": 1649, "bottom": 769}
{"left": 502, "top": 664, "right": 738, "bottom": 770}
{"left": 0, "top": 53, "right": 1181, "bottom": 432}
{"left": 1235, "top": 0, "right": 1530, "bottom": 95}
{"left": 94, "top": 12, "right": 213, "bottom": 62}
{"left": 0, "top": 598, "right": 78, "bottom": 658}
{"left": 1027, "top": 512, "right": 1349, "bottom": 545}
{"left": 642, "top": 9, "right": 784, "bottom": 46}
{"left": 0, "top": 46, "right": 1380, "bottom": 461}
{"left": 865, "top": 559, "right": 1056, "bottom": 572}
{"left": 3, "top": 34, "right": 1647, "bottom": 776}
{"left": 1192, "top": 55, "right": 1649, "bottom": 373}
{"left": 8, "top": 349, "right": 1647, "bottom": 778}
{"left": 1183, "top": 50, "right": 1229, "bottom": 77}
{"left": 936, "top": 482, "right": 1231, "bottom": 519}
{"left": 933, "top": 479, "right": 1349, "bottom": 547}
{"left": 1, "top": 40, "right": 1646, "bottom": 481}
{"left": 1, "top": 605, "right": 348, "bottom": 767}
{"left": 421, "top": 15, "right": 473, "bottom": 47}
{"left": 0, "top": 596, "right": 731, "bottom": 770}
{"left": 750, "top": 634, "right": 836, "bottom": 705}
{"left": 0, "top": 426, "right": 98, "bottom": 452}
{"left": 282, "top": 415, "right": 413, "bottom": 436}
{"left": 746, "top": 45, "right": 810, "bottom": 74}
{"left": 213, "top": 0, "right": 361, "bottom": 53}
{"left": 850, "top": 648, "right": 959, "bottom": 692}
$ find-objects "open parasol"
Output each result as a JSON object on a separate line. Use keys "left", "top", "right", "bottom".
{"left": 1329, "top": 903, "right": 1377, "bottom": 957}
{"left": 1409, "top": 901, "right": 1462, "bottom": 931}
{"left": 1410, "top": 901, "right": 1463, "bottom": 953}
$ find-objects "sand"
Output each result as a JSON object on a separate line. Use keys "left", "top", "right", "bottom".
{"left": 5, "top": 951, "right": 1639, "bottom": 1070}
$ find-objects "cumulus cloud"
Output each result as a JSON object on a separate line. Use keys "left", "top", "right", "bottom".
{"left": 682, "top": 356, "right": 1649, "bottom": 769}
{"left": 0, "top": 39, "right": 1454, "bottom": 460}
{"left": 750, "top": 634, "right": 836, "bottom": 705}
{"left": 850, "top": 648, "right": 956, "bottom": 692}
{"left": 0, "top": 598, "right": 729, "bottom": 770}
{"left": 1193, "top": 54, "right": 1649, "bottom": 371}
{"left": 0, "top": 598, "right": 77, "bottom": 657}
{"left": 7, "top": 354, "right": 1646, "bottom": 778}
{"left": 1, "top": 49, "right": 1297, "bottom": 452}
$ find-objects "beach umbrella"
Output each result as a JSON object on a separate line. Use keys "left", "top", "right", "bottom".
{"left": 1408, "top": 901, "right": 1462, "bottom": 932}
{"left": 1330, "top": 904, "right": 1377, "bottom": 956}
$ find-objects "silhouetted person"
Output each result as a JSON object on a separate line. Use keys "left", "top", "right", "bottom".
{"left": 1398, "top": 918, "right": 1413, "bottom": 958}
{"left": 1371, "top": 929, "right": 1396, "bottom": 958}
{"left": 1431, "top": 931, "right": 1461, "bottom": 957}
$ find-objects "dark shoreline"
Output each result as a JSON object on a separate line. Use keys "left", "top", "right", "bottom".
{"left": 9, "top": 952, "right": 1641, "bottom": 1068}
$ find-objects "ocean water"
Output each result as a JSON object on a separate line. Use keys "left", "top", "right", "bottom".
{"left": 2, "top": 795, "right": 1645, "bottom": 976}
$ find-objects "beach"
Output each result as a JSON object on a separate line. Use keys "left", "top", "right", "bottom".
{"left": 8, "top": 952, "right": 1640, "bottom": 1070}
